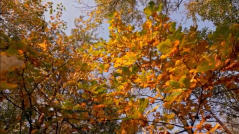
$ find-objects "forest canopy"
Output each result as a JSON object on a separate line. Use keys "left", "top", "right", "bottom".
{"left": 0, "top": 0, "right": 239, "bottom": 133}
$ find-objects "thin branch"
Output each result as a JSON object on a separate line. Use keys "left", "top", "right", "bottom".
{"left": 0, "top": 92, "right": 22, "bottom": 109}
{"left": 208, "top": 110, "right": 233, "bottom": 134}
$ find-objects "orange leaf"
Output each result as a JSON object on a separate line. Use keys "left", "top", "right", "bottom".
{"left": 93, "top": 104, "right": 106, "bottom": 109}
{"left": 208, "top": 124, "right": 220, "bottom": 133}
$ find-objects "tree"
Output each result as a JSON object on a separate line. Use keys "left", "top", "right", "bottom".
{"left": 1, "top": 0, "right": 238, "bottom": 134}
{"left": 221, "top": 115, "right": 239, "bottom": 134}
{"left": 90, "top": 2, "right": 239, "bottom": 133}
{"left": 1, "top": 0, "right": 119, "bottom": 133}
{"left": 185, "top": 0, "right": 239, "bottom": 26}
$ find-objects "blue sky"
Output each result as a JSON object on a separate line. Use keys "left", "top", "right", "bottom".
{"left": 44, "top": 0, "right": 215, "bottom": 40}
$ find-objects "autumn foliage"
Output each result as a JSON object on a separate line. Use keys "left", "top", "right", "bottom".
{"left": 0, "top": 0, "right": 239, "bottom": 134}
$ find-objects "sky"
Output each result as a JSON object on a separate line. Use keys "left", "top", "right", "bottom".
{"left": 44, "top": 0, "right": 215, "bottom": 41}
{"left": 44, "top": 0, "right": 110, "bottom": 39}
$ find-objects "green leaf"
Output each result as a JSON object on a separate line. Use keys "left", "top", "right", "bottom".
{"left": 197, "top": 58, "right": 215, "bottom": 72}
{"left": 169, "top": 22, "right": 177, "bottom": 32}
{"left": 81, "top": 63, "right": 88, "bottom": 72}
{"left": 96, "top": 87, "right": 107, "bottom": 94}
{"left": 148, "top": 1, "right": 155, "bottom": 9}
{"left": 62, "top": 100, "right": 73, "bottom": 110}
{"left": 143, "top": 1, "right": 156, "bottom": 17}
{"left": 107, "top": 12, "right": 114, "bottom": 19}
{"left": 164, "top": 91, "right": 182, "bottom": 102}
{"left": 27, "top": 47, "right": 37, "bottom": 57}
{"left": 144, "top": 7, "right": 152, "bottom": 17}
{"left": 171, "top": 91, "right": 182, "bottom": 96}
{"left": 113, "top": 72, "right": 122, "bottom": 77}
{"left": 157, "top": 39, "right": 172, "bottom": 54}
{"left": 138, "top": 98, "right": 149, "bottom": 113}
{"left": 0, "top": 81, "right": 17, "bottom": 89}
{"left": 5, "top": 47, "right": 18, "bottom": 56}
{"left": 91, "top": 80, "right": 98, "bottom": 86}
{"left": 169, "top": 80, "right": 180, "bottom": 88}
{"left": 164, "top": 87, "right": 172, "bottom": 93}
{"left": 8, "top": 41, "right": 25, "bottom": 50}
{"left": 157, "top": 3, "right": 163, "bottom": 12}
{"left": 180, "top": 76, "right": 190, "bottom": 88}
{"left": 122, "top": 66, "right": 130, "bottom": 74}
{"left": 131, "top": 64, "right": 138, "bottom": 74}
{"left": 72, "top": 104, "right": 82, "bottom": 111}
{"left": 14, "top": 42, "right": 25, "bottom": 50}
{"left": 27, "top": 78, "right": 34, "bottom": 83}
{"left": 139, "top": 30, "right": 147, "bottom": 35}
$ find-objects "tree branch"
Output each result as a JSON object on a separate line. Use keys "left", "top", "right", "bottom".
{"left": 208, "top": 110, "right": 232, "bottom": 134}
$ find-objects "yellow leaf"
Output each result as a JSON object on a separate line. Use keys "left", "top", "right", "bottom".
{"left": 174, "top": 40, "right": 180, "bottom": 47}
{"left": 38, "top": 41, "right": 47, "bottom": 51}
{"left": 151, "top": 104, "right": 159, "bottom": 112}
{"left": 31, "top": 129, "right": 38, "bottom": 133}
{"left": 166, "top": 125, "right": 174, "bottom": 130}
{"left": 208, "top": 124, "right": 220, "bottom": 133}
{"left": 157, "top": 39, "right": 172, "bottom": 54}
{"left": 143, "top": 20, "right": 152, "bottom": 29}
{"left": 160, "top": 54, "right": 168, "bottom": 59}
{"left": 175, "top": 60, "right": 182, "bottom": 66}
{"left": 166, "top": 113, "right": 175, "bottom": 119}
